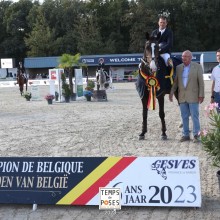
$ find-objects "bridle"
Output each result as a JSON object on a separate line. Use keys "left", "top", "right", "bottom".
{"left": 139, "top": 37, "right": 161, "bottom": 110}
{"left": 141, "top": 38, "right": 160, "bottom": 76}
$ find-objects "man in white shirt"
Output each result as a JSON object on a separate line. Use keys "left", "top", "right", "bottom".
{"left": 211, "top": 48, "right": 220, "bottom": 113}
{"left": 151, "top": 16, "right": 173, "bottom": 66}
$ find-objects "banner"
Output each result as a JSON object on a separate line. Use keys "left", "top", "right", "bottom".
{"left": 1, "top": 58, "right": 15, "bottom": 68}
{"left": 30, "top": 85, "right": 40, "bottom": 100}
{"left": 74, "top": 69, "right": 83, "bottom": 99}
{"left": 48, "top": 69, "right": 64, "bottom": 102}
{"left": 0, "top": 157, "right": 201, "bottom": 207}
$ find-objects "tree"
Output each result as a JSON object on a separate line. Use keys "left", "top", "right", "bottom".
{"left": 0, "top": 1, "right": 11, "bottom": 58}
{"left": 124, "top": 0, "right": 157, "bottom": 53}
{"left": 25, "top": 8, "right": 56, "bottom": 56}
{"left": 86, "top": 0, "right": 131, "bottom": 54}
{"left": 40, "top": 0, "right": 84, "bottom": 55}
{"left": 1, "top": 0, "right": 220, "bottom": 59}
{"left": 75, "top": 14, "right": 104, "bottom": 55}
{"left": 59, "top": 53, "right": 81, "bottom": 97}
{"left": 2, "top": 0, "right": 34, "bottom": 59}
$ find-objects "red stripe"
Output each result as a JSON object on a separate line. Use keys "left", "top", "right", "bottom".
{"left": 72, "top": 157, "right": 136, "bottom": 205}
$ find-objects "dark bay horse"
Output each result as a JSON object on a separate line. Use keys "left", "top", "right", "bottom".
{"left": 17, "top": 69, "right": 28, "bottom": 95}
{"left": 136, "top": 33, "right": 181, "bottom": 140}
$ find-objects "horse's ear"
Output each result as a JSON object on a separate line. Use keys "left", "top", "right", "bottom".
{"left": 145, "top": 32, "right": 150, "bottom": 40}
{"left": 156, "top": 32, "right": 161, "bottom": 40}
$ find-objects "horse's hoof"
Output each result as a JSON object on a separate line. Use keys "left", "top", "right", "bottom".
{"left": 161, "top": 135, "right": 167, "bottom": 140}
{"left": 139, "top": 135, "right": 145, "bottom": 140}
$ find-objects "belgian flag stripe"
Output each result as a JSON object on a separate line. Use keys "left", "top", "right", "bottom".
{"left": 72, "top": 157, "right": 137, "bottom": 205}
{"left": 56, "top": 157, "right": 122, "bottom": 205}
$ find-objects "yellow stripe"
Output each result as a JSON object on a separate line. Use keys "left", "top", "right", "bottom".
{"left": 140, "top": 70, "right": 148, "bottom": 80}
{"left": 56, "top": 157, "right": 122, "bottom": 205}
{"left": 165, "top": 67, "right": 174, "bottom": 85}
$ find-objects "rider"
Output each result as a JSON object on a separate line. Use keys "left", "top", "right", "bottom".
{"left": 97, "top": 58, "right": 110, "bottom": 82}
{"left": 151, "top": 15, "right": 173, "bottom": 70}
{"left": 17, "top": 61, "right": 28, "bottom": 81}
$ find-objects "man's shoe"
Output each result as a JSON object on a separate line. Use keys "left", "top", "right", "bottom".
{"left": 193, "top": 135, "right": 200, "bottom": 143}
{"left": 180, "top": 136, "right": 190, "bottom": 142}
{"left": 178, "top": 122, "right": 183, "bottom": 128}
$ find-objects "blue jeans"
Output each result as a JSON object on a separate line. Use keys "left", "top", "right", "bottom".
{"left": 179, "top": 102, "right": 200, "bottom": 137}
{"left": 214, "top": 91, "right": 220, "bottom": 113}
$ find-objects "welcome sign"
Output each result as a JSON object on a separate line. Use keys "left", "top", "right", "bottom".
{"left": 0, "top": 157, "right": 201, "bottom": 207}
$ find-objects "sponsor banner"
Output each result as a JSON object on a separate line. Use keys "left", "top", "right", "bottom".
{"left": 88, "top": 157, "right": 201, "bottom": 207}
{"left": 74, "top": 69, "right": 83, "bottom": 98}
{"left": 30, "top": 85, "right": 40, "bottom": 100}
{"left": 0, "top": 157, "right": 201, "bottom": 207}
{"left": 79, "top": 54, "right": 201, "bottom": 66}
{"left": 48, "top": 69, "right": 64, "bottom": 102}
{"left": 1, "top": 58, "right": 15, "bottom": 68}
{"left": 49, "top": 70, "right": 57, "bottom": 80}
{"left": 80, "top": 55, "right": 142, "bottom": 66}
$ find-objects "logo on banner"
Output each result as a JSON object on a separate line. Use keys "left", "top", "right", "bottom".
{"left": 151, "top": 164, "right": 167, "bottom": 180}
{"left": 151, "top": 159, "right": 196, "bottom": 180}
{"left": 99, "top": 187, "right": 121, "bottom": 210}
{"left": 50, "top": 71, "right": 57, "bottom": 80}
{"left": 98, "top": 58, "right": 104, "bottom": 63}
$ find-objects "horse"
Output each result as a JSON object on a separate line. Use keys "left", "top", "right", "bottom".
{"left": 96, "top": 68, "right": 109, "bottom": 90}
{"left": 17, "top": 70, "right": 28, "bottom": 96}
{"left": 136, "top": 33, "right": 181, "bottom": 140}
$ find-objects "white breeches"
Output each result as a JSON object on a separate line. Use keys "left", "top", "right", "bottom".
{"left": 160, "top": 53, "right": 170, "bottom": 66}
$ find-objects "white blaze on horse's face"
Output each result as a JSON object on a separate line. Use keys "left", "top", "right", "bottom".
{"left": 150, "top": 43, "right": 157, "bottom": 72}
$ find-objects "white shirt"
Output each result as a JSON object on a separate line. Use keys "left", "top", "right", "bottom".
{"left": 211, "top": 64, "right": 220, "bottom": 92}
{"left": 159, "top": 28, "right": 166, "bottom": 35}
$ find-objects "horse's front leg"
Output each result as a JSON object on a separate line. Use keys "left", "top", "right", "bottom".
{"left": 96, "top": 77, "right": 100, "bottom": 91}
{"left": 158, "top": 95, "right": 167, "bottom": 140}
{"left": 20, "top": 86, "right": 23, "bottom": 96}
{"left": 139, "top": 93, "right": 148, "bottom": 140}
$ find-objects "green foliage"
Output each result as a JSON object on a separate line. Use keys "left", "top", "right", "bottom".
{"left": 74, "top": 15, "right": 105, "bottom": 55}
{"left": 59, "top": 53, "right": 81, "bottom": 96}
{"left": 23, "top": 92, "right": 32, "bottom": 99}
{"left": 1, "top": 0, "right": 33, "bottom": 58}
{"left": 59, "top": 53, "right": 80, "bottom": 69}
{"left": 132, "top": 69, "right": 139, "bottom": 77}
{"left": 25, "top": 8, "right": 56, "bottom": 57}
{"left": 84, "top": 80, "right": 95, "bottom": 93}
{"left": 1, "top": 0, "right": 220, "bottom": 58}
{"left": 61, "top": 73, "right": 71, "bottom": 98}
{"left": 201, "top": 103, "right": 220, "bottom": 168}
{"left": 87, "top": 80, "right": 95, "bottom": 89}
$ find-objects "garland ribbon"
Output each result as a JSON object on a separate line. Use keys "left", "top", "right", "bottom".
{"left": 165, "top": 58, "right": 174, "bottom": 85}
{"left": 165, "top": 66, "right": 174, "bottom": 85}
{"left": 140, "top": 70, "right": 160, "bottom": 110}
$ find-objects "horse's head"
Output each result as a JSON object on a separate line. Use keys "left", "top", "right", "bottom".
{"left": 141, "top": 32, "right": 160, "bottom": 74}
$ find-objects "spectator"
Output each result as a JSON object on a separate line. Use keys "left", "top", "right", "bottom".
{"left": 211, "top": 48, "right": 220, "bottom": 113}
{"left": 169, "top": 50, "right": 205, "bottom": 143}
